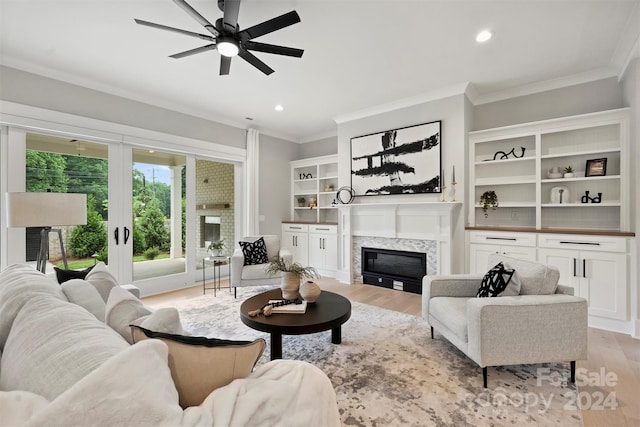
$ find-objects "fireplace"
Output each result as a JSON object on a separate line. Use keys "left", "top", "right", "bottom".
{"left": 361, "top": 247, "right": 426, "bottom": 294}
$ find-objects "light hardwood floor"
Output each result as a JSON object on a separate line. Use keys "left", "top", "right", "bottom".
{"left": 143, "top": 277, "right": 639, "bottom": 427}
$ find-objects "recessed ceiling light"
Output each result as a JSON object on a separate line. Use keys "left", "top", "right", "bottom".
{"left": 275, "top": 105, "right": 284, "bottom": 112}
{"left": 476, "top": 30, "right": 492, "bottom": 43}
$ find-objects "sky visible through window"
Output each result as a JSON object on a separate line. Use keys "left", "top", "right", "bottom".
{"left": 135, "top": 163, "right": 171, "bottom": 185}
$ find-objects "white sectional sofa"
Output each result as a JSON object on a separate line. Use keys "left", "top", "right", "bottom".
{"left": 0, "top": 263, "right": 340, "bottom": 426}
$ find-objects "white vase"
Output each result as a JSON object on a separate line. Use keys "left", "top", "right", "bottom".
{"left": 300, "top": 280, "right": 321, "bottom": 303}
{"left": 281, "top": 272, "right": 301, "bottom": 299}
{"left": 564, "top": 172, "right": 574, "bottom": 178}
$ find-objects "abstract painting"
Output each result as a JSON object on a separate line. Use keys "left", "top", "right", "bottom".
{"left": 350, "top": 120, "right": 441, "bottom": 196}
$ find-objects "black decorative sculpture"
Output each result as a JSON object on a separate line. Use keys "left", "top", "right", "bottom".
{"left": 493, "top": 146, "right": 526, "bottom": 161}
{"left": 581, "top": 191, "right": 602, "bottom": 204}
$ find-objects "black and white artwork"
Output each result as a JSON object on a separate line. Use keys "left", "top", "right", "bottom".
{"left": 350, "top": 120, "right": 441, "bottom": 196}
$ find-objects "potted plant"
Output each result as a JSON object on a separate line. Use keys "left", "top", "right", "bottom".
{"left": 297, "top": 197, "right": 306, "bottom": 207}
{"left": 563, "top": 166, "right": 574, "bottom": 178}
{"left": 266, "top": 257, "right": 318, "bottom": 299}
{"left": 208, "top": 239, "right": 226, "bottom": 256}
{"left": 479, "top": 190, "right": 499, "bottom": 218}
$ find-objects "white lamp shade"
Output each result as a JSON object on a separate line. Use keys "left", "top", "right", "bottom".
{"left": 6, "top": 192, "right": 87, "bottom": 227}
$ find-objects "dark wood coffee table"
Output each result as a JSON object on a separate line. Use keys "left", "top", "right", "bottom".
{"left": 240, "top": 289, "right": 351, "bottom": 360}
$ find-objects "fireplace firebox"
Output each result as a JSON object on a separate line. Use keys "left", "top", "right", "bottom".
{"left": 361, "top": 247, "right": 426, "bottom": 294}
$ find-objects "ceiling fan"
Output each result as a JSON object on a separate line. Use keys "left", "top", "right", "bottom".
{"left": 135, "top": 0, "right": 304, "bottom": 76}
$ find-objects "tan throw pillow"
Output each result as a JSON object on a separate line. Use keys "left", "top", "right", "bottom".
{"left": 131, "top": 326, "right": 266, "bottom": 408}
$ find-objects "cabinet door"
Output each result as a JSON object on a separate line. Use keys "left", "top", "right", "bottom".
{"left": 538, "top": 248, "right": 581, "bottom": 295}
{"left": 309, "top": 234, "right": 323, "bottom": 268}
{"left": 583, "top": 252, "right": 627, "bottom": 320}
{"left": 282, "top": 231, "right": 308, "bottom": 265}
{"left": 321, "top": 233, "right": 338, "bottom": 271}
{"left": 469, "top": 244, "right": 501, "bottom": 274}
{"left": 309, "top": 233, "right": 337, "bottom": 272}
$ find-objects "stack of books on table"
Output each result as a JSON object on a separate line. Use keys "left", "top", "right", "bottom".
{"left": 268, "top": 300, "right": 308, "bottom": 314}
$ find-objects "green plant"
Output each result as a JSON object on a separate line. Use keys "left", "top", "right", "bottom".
{"left": 479, "top": 190, "right": 499, "bottom": 218}
{"left": 68, "top": 195, "right": 107, "bottom": 258}
{"left": 208, "top": 239, "right": 226, "bottom": 253}
{"left": 265, "top": 257, "right": 319, "bottom": 281}
{"left": 144, "top": 247, "right": 160, "bottom": 260}
{"left": 564, "top": 166, "right": 573, "bottom": 173}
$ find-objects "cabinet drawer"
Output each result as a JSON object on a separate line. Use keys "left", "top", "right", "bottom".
{"left": 538, "top": 234, "right": 627, "bottom": 253}
{"left": 468, "top": 231, "right": 536, "bottom": 247}
{"left": 282, "top": 223, "right": 309, "bottom": 233}
{"left": 309, "top": 224, "right": 337, "bottom": 234}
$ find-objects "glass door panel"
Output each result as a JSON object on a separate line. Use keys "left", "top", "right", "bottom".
{"left": 131, "top": 149, "right": 186, "bottom": 282}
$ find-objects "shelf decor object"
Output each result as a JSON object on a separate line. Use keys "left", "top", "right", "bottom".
{"left": 581, "top": 191, "right": 602, "bottom": 204}
{"left": 550, "top": 186, "right": 570, "bottom": 204}
{"left": 350, "top": 120, "right": 441, "bottom": 196}
{"left": 585, "top": 158, "right": 607, "bottom": 177}
{"left": 492, "top": 146, "right": 525, "bottom": 160}
{"left": 479, "top": 191, "right": 498, "bottom": 217}
{"left": 563, "top": 166, "right": 574, "bottom": 178}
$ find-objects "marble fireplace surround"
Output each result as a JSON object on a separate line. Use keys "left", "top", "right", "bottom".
{"left": 336, "top": 202, "right": 461, "bottom": 284}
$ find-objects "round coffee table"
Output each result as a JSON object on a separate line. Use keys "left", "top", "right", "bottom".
{"left": 240, "top": 289, "right": 351, "bottom": 360}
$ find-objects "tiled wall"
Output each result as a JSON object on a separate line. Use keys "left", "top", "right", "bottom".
{"left": 196, "top": 160, "right": 235, "bottom": 261}
{"left": 352, "top": 236, "right": 437, "bottom": 281}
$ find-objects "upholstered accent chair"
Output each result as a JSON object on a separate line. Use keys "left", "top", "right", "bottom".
{"left": 423, "top": 254, "right": 588, "bottom": 388}
{"left": 230, "top": 235, "right": 293, "bottom": 298}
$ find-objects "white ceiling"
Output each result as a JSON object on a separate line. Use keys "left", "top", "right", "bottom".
{"left": 1, "top": 0, "right": 639, "bottom": 143}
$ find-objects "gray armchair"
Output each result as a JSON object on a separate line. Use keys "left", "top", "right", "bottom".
{"left": 230, "top": 235, "right": 293, "bottom": 298}
{"left": 423, "top": 254, "right": 588, "bottom": 388}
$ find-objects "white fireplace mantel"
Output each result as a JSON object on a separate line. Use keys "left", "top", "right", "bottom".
{"left": 336, "top": 201, "right": 462, "bottom": 284}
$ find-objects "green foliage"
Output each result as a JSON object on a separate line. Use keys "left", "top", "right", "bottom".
{"left": 68, "top": 195, "right": 107, "bottom": 258}
{"left": 144, "top": 247, "right": 160, "bottom": 260}
{"left": 97, "top": 246, "right": 108, "bottom": 263}
{"left": 181, "top": 198, "right": 186, "bottom": 251}
{"left": 132, "top": 221, "right": 146, "bottom": 255}
{"left": 138, "top": 198, "right": 169, "bottom": 250}
{"left": 479, "top": 190, "right": 499, "bottom": 218}
{"left": 265, "top": 257, "right": 319, "bottom": 280}
{"left": 64, "top": 155, "right": 108, "bottom": 219}
{"left": 26, "top": 151, "right": 68, "bottom": 192}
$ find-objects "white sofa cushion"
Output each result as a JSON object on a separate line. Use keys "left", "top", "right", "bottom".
{"left": 488, "top": 254, "right": 560, "bottom": 295}
{"left": 23, "top": 340, "right": 185, "bottom": 426}
{"left": 105, "top": 286, "right": 153, "bottom": 344}
{"left": 0, "top": 264, "right": 65, "bottom": 352}
{"left": 61, "top": 279, "right": 106, "bottom": 321}
{"left": 0, "top": 295, "right": 128, "bottom": 400}
{"left": 429, "top": 297, "right": 469, "bottom": 342}
{"left": 0, "top": 390, "right": 49, "bottom": 426}
{"left": 241, "top": 263, "right": 281, "bottom": 280}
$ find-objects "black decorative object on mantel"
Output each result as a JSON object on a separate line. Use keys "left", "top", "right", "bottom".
{"left": 581, "top": 191, "right": 602, "bottom": 204}
{"left": 299, "top": 173, "right": 313, "bottom": 180}
{"left": 334, "top": 186, "right": 355, "bottom": 205}
{"left": 493, "top": 147, "right": 525, "bottom": 161}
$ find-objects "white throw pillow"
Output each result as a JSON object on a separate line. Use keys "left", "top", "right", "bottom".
{"left": 61, "top": 279, "right": 107, "bottom": 321}
{"left": 23, "top": 340, "right": 186, "bottom": 426}
{"left": 0, "top": 295, "right": 128, "bottom": 400}
{"left": 85, "top": 262, "right": 119, "bottom": 302}
{"left": 134, "top": 307, "right": 185, "bottom": 335}
{"left": 105, "top": 286, "right": 152, "bottom": 344}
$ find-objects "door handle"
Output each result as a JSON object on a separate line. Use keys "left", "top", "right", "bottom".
{"left": 124, "top": 227, "right": 130, "bottom": 245}
{"left": 583, "top": 259, "right": 586, "bottom": 278}
{"left": 573, "top": 258, "right": 577, "bottom": 277}
{"left": 114, "top": 227, "right": 119, "bottom": 245}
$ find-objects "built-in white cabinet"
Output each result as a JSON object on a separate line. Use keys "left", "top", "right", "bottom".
{"left": 468, "top": 109, "right": 630, "bottom": 232}
{"left": 469, "top": 231, "right": 537, "bottom": 273}
{"left": 537, "top": 234, "right": 628, "bottom": 321}
{"left": 290, "top": 155, "right": 338, "bottom": 224}
{"left": 281, "top": 223, "right": 309, "bottom": 265}
{"left": 282, "top": 223, "right": 337, "bottom": 277}
{"left": 309, "top": 224, "right": 338, "bottom": 274}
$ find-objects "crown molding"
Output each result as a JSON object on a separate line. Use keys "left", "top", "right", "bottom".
{"left": 332, "top": 82, "right": 471, "bottom": 125}
{"left": 614, "top": 2, "right": 640, "bottom": 80}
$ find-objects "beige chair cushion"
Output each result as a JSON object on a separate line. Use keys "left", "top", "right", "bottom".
{"left": 105, "top": 286, "right": 152, "bottom": 344}
{"left": 488, "top": 254, "right": 560, "bottom": 295}
{"left": 131, "top": 326, "right": 266, "bottom": 408}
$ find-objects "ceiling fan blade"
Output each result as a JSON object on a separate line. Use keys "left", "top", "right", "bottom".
{"left": 172, "top": 0, "right": 219, "bottom": 36}
{"left": 134, "top": 19, "right": 215, "bottom": 42}
{"left": 244, "top": 41, "right": 303, "bottom": 58}
{"left": 238, "top": 48, "right": 274, "bottom": 75}
{"left": 237, "top": 10, "right": 301, "bottom": 41}
{"left": 169, "top": 44, "right": 217, "bottom": 59}
{"left": 220, "top": 56, "right": 231, "bottom": 75}
{"left": 222, "top": 0, "right": 241, "bottom": 32}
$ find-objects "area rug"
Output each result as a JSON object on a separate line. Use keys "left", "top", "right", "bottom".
{"left": 171, "top": 287, "right": 582, "bottom": 427}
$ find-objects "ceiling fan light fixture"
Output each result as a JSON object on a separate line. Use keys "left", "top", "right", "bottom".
{"left": 217, "top": 37, "right": 239, "bottom": 57}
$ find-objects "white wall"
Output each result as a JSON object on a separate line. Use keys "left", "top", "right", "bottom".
{"left": 299, "top": 136, "right": 337, "bottom": 159}
{"left": 337, "top": 93, "right": 467, "bottom": 274}
{"left": 621, "top": 58, "right": 640, "bottom": 336}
